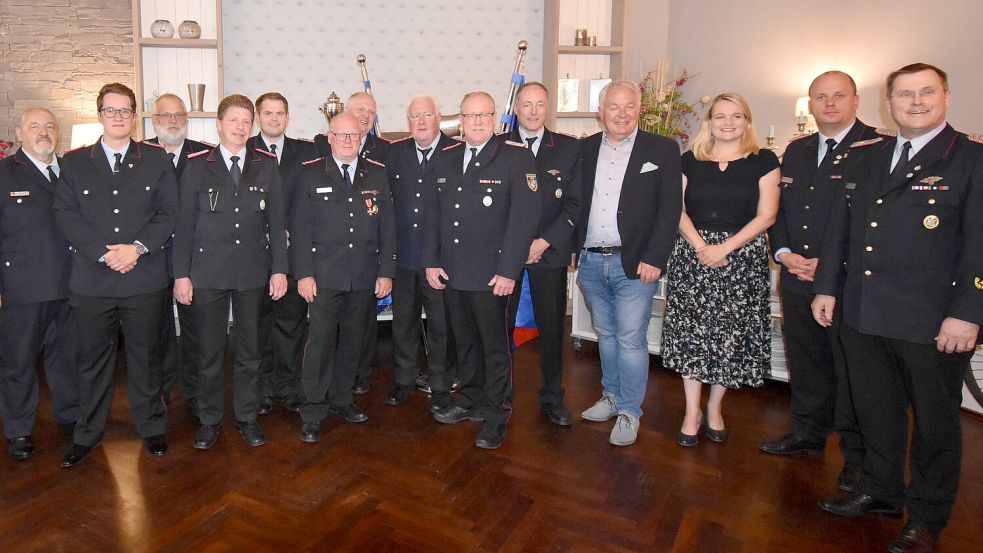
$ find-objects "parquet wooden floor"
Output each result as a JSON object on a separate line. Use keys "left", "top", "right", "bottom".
{"left": 2, "top": 324, "right": 981, "bottom": 552}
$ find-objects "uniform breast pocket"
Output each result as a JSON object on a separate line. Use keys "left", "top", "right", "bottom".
{"left": 1, "top": 194, "right": 38, "bottom": 222}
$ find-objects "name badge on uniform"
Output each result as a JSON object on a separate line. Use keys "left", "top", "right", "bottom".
{"left": 436, "top": 178, "right": 447, "bottom": 184}
{"left": 845, "top": 182, "right": 857, "bottom": 190}
{"left": 9, "top": 191, "right": 30, "bottom": 197}
{"left": 479, "top": 179, "right": 502, "bottom": 185}
{"left": 316, "top": 187, "right": 333, "bottom": 193}
{"left": 780, "top": 176, "right": 794, "bottom": 184}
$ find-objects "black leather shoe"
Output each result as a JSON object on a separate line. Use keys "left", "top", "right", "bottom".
{"left": 329, "top": 403, "right": 368, "bottom": 423}
{"left": 283, "top": 395, "right": 302, "bottom": 413}
{"left": 542, "top": 403, "right": 573, "bottom": 426}
{"left": 818, "top": 492, "right": 902, "bottom": 517}
{"left": 257, "top": 396, "right": 274, "bottom": 415}
{"left": 433, "top": 405, "right": 484, "bottom": 424}
{"left": 888, "top": 520, "right": 938, "bottom": 553}
{"left": 475, "top": 421, "right": 506, "bottom": 450}
{"left": 837, "top": 462, "right": 863, "bottom": 493}
{"left": 7, "top": 436, "right": 34, "bottom": 461}
{"left": 60, "top": 443, "right": 94, "bottom": 468}
{"left": 299, "top": 422, "right": 321, "bottom": 443}
{"left": 703, "top": 421, "right": 727, "bottom": 444}
{"left": 352, "top": 376, "right": 370, "bottom": 395}
{"left": 415, "top": 374, "right": 432, "bottom": 394}
{"left": 193, "top": 424, "right": 220, "bottom": 450}
{"left": 429, "top": 392, "right": 451, "bottom": 413}
{"left": 236, "top": 420, "right": 267, "bottom": 446}
{"left": 385, "top": 383, "right": 412, "bottom": 406}
{"left": 678, "top": 415, "right": 701, "bottom": 447}
{"left": 144, "top": 434, "right": 168, "bottom": 456}
{"left": 760, "top": 432, "right": 824, "bottom": 455}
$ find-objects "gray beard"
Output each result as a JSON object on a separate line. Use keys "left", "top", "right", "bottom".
{"left": 156, "top": 127, "right": 187, "bottom": 147}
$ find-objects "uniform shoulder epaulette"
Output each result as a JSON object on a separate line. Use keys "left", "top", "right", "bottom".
{"left": 504, "top": 140, "right": 526, "bottom": 148}
{"left": 365, "top": 157, "right": 385, "bottom": 168}
{"left": 187, "top": 149, "right": 210, "bottom": 159}
{"left": 255, "top": 148, "right": 276, "bottom": 158}
{"left": 199, "top": 140, "right": 217, "bottom": 148}
{"left": 64, "top": 144, "right": 88, "bottom": 154}
{"left": 442, "top": 141, "right": 464, "bottom": 151}
{"left": 302, "top": 157, "right": 324, "bottom": 166}
{"left": 965, "top": 133, "right": 983, "bottom": 144}
{"left": 389, "top": 136, "right": 411, "bottom": 144}
{"left": 295, "top": 137, "right": 314, "bottom": 144}
{"left": 142, "top": 140, "right": 165, "bottom": 149}
{"left": 875, "top": 128, "right": 897, "bottom": 137}
{"left": 850, "top": 137, "right": 885, "bottom": 148}
{"left": 374, "top": 135, "right": 392, "bottom": 144}
{"left": 787, "top": 132, "right": 814, "bottom": 144}
{"left": 554, "top": 130, "right": 578, "bottom": 140}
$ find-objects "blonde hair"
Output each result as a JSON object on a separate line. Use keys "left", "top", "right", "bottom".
{"left": 690, "top": 93, "right": 760, "bottom": 161}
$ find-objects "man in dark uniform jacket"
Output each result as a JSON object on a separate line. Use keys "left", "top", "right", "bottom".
{"left": 813, "top": 63, "right": 983, "bottom": 553}
{"left": 173, "top": 94, "right": 288, "bottom": 450}
{"left": 53, "top": 83, "right": 178, "bottom": 467}
{"left": 762, "top": 71, "right": 879, "bottom": 493}
{"left": 423, "top": 91, "right": 540, "bottom": 449}
{"left": 575, "top": 80, "right": 682, "bottom": 447}
{"left": 504, "top": 82, "right": 582, "bottom": 427}
{"left": 292, "top": 113, "right": 395, "bottom": 443}
{"left": 313, "top": 92, "right": 390, "bottom": 394}
{"left": 0, "top": 108, "right": 79, "bottom": 461}
{"left": 248, "top": 92, "right": 315, "bottom": 415}
{"left": 383, "top": 94, "right": 458, "bottom": 410}
{"left": 146, "top": 92, "right": 210, "bottom": 416}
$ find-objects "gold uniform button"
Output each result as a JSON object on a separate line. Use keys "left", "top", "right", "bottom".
{"left": 864, "top": 270, "right": 872, "bottom": 276}
{"left": 865, "top": 246, "right": 873, "bottom": 252}
{"left": 804, "top": 205, "right": 811, "bottom": 210}
{"left": 928, "top": 199, "right": 936, "bottom": 205}
{"left": 234, "top": 208, "right": 239, "bottom": 213}
{"left": 801, "top": 225, "right": 808, "bottom": 230}
{"left": 870, "top": 222, "right": 878, "bottom": 228}
{"left": 235, "top": 223, "right": 239, "bottom": 228}
{"left": 113, "top": 208, "right": 119, "bottom": 214}
{"left": 235, "top": 240, "right": 240, "bottom": 245}
{"left": 803, "top": 244, "right": 810, "bottom": 250}
{"left": 876, "top": 199, "right": 883, "bottom": 204}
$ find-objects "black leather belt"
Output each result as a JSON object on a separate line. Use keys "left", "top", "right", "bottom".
{"left": 584, "top": 246, "right": 622, "bottom": 255}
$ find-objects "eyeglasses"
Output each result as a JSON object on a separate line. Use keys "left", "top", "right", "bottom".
{"left": 891, "top": 88, "right": 942, "bottom": 101}
{"left": 329, "top": 131, "right": 360, "bottom": 141}
{"left": 461, "top": 112, "right": 495, "bottom": 121}
{"left": 100, "top": 107, "right": 135, "bottom": 119}
{"left": 153, "top": 112, "right": 188, "bottom": 120}
{"left": 409, "top": 112, "right": 435, "bottom": 121}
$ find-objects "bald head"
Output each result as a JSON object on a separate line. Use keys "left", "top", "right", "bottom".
{"left": 346, "top": 92, "right": 377, "bottom": 136}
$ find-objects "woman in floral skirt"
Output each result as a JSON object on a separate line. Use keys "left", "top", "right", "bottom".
{"left": 661, "top": 92, "right": 780, "bottom": 446}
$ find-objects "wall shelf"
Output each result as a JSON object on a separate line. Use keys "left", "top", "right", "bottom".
{"left": 138, "top": 38, "right": 219, "bottom": 48}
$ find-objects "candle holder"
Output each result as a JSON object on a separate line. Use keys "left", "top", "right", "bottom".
{"left": 766, "top": 136, "right": 776, "bottom": 150}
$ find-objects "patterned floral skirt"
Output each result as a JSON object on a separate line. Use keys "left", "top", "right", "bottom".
{"left": 661, "top": 231, "right": 771, "bottom": 388}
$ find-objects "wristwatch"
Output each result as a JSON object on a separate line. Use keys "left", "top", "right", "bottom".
{"left": 133, "top": 241, "right": 149, "bottom": 255}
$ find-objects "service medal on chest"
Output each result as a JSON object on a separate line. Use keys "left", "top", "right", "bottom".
{"left": 483, "top": 196, "right": 492, "bottom": 207}
{"left": 923, "top": 215, "right": 939, "bottom": 229}
{"left": 259, "top": 199, "right": 266, "bottom": 211}
{"left": 555, "top": 188, "right": 563, "bottom": 199}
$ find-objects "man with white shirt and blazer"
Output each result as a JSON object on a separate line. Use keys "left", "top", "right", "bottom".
{"left": 575, "top": 79, "right": 683, "bottom": 447}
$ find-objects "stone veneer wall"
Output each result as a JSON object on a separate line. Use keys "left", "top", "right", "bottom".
{"left": 0, "top": 0, "right": 133, "bottom": 152}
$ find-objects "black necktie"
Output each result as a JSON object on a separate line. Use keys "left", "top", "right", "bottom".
{"left": 230, "top": 155, "right": 241, "bottom": 188}
{"left": 819, "top": 138, "right": 836, "bottom": 167}
{"left": 113, "top": 152, "right": 122, "bottom": 175}
{"left": 270, "top": 143, "right": 279, "bottom": 165}
{"left": 526, "top": 136, "right": 538, "bottom": 156}
{"left": 418, "top": 147, "right": 432, "bottom": 169}
{"left": 168, "top": 152, "right": 176, "bottom": 165}
{"left": 341, "top": 163, "right": 353, "bottom": 190}
{"left": 891, "top": 141, "right": 912, "bottom": 179}
{"left": 469, "top": 147, "right": 478, "bottom": 167}
{"left": 47, "top": 165, "right": 58, "bottom": 184}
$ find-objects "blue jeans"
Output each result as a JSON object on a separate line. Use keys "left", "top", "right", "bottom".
{"left": 577, "top": 251, "right": 658, "bottom": 418}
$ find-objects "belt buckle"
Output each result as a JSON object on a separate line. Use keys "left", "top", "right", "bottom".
{"left": 600, "top": 246, "right": 615, "bottom": 256}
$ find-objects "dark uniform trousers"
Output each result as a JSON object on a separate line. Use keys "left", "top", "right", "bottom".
{"left": 780, "top": 287, "right": 862, "bottom": 463}
{"left": 0, "top": 149, "right": 79, "bottom": 438}
{"left": 258, "top": 276, "right": 308, "bottom": 400}
{"left": 502, "top": 128, "right": 582, "bottom": 407}
{"left": 391, "top": 266, "right": 451, "bottom": 391}
{"left": 71, "top": 290, "right": 168, "bottom": 446}
{"left": 506, "top": 267, "right": 567, "bottom": 405}
{"left": 0, "top": 300, "right": 79, "bottom": 438}
{"left": 251, "top": 134, "right": 315, "bottom": 402}
{"left": 814, "top": 125, "right": 983, "bottom": 531}
{"left": 194, "top": 287, "right": 265, "bottom": 424}
{"left": 172, "top": 147, "right": 289, "bottom": 426}
{"left": 421, "top": 135, "right": 541, "bottom": 426}
{"left": 446, "top": 289, "right": 513, "bottom": 424}
{"left": 771, "top": 123, "right": 878, "bottom": 461}
{"left": 292, "top": 154, "right": 396, "bottom": 423}
{"left": 840, "top": 324, "right": 969, "bottom": 530}
{"left": 152, "top": 137, "right": 210, "bottom": 405}
{"left": 54, "top": 140, "right": 179, "bottom": 447}
{"left": 300, "top": 289, "right": 374, "bottom": 423}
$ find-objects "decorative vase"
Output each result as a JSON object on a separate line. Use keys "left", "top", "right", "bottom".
{"left": 178, "top": 20, "right": 202, "bottom": 39}
{"left": 150, "top": 19, "right": 174, "bottom": 39}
